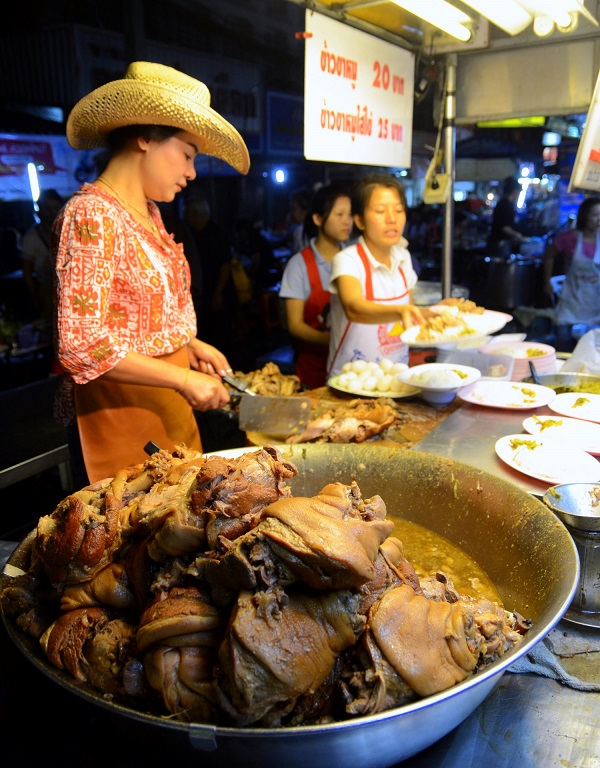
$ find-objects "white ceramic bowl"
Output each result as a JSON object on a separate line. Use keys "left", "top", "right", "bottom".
{"left": 398, "top": 363, "right": 482, "bottom": 405}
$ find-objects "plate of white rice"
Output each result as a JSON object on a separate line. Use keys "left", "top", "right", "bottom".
{"left": 398, "top": 363, "right": 481, "bottom": 405}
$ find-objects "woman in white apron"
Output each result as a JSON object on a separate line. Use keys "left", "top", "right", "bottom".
{"left": 544, "top": 197, "right": 600, "bottom": 352}
{"left": 327, "top": 173, "right": 423, "bottom": 378}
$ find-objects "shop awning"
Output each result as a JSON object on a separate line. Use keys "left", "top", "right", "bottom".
{"left": 283, "top": 0, "right": 600, "bottom": 297}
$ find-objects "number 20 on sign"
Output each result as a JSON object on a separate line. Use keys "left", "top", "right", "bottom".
{"left": 372, "top": 61, "right": 404, "bottom": 94}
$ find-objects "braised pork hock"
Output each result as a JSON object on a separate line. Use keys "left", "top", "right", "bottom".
{"left": 0, "top": 444, "right": 578, "bottom": 767}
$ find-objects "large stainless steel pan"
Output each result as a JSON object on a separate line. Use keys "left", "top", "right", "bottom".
{"left": 520, "top": 372, "right": 600, "bottom": 390}
{"left": 1, "top": 444, "right": 578, "bottom": 767}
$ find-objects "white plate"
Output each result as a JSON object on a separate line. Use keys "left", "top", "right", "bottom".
{"left": 523, "top": 414, "right": 600, "bottom": 456}
{"left": 327, "top": 375, "right": 420, "bottom": 399}
{"left": 495, "top": 434, "right": 600, "bottom": 485}
{"left": 548, "top": 392, "right": 600, "bottom": 424}
{"left": 400, "top": 308, "right": 512, "bottom": 348}
{"left": 457, "top": 380, "right": 556, "bottom": 410}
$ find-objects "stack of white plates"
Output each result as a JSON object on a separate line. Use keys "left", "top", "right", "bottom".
{"left": 478, "top": 340, "right": 557, "bottom": 382}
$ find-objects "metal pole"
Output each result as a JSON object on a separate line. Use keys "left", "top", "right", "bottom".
{"left": 441, "top": 54, "right": 457, "bottom": 298}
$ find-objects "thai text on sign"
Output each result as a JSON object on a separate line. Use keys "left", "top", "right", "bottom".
{"left": 303, "top": 11, "right": 414, "bottom": 168}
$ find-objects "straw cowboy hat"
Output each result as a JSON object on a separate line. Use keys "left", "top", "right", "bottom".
{"left": 66, "top": 61, "right": 250, "bottom": 175}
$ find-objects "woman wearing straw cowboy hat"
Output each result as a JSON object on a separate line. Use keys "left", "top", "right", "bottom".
{"left": 52, "top": 61, "right": 250, "bottom": 484}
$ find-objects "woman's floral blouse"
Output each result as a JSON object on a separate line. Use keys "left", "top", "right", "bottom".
{"left": 52, "top": 183, "right": 197, "bottom": 424}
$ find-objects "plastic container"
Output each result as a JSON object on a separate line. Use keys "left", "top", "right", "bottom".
{"left": 479, "top": 340, "right": 557, "bottom": 382}
{"left": 435, "top": 349, "right": 514, "bottom": 381}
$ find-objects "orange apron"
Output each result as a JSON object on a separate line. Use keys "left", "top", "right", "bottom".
{"left": 75, "top": 346, "right": 201, "bottom": 483}
{"left": 296, "top": 245, "right": 331, "bottom": 389}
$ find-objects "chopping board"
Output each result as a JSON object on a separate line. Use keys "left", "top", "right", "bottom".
{"left": 245, "top": 386, "right": 461, "bottom": 448}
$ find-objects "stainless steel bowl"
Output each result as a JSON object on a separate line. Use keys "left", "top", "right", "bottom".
{"left": 520, "top": 372, "right": 600, "bottom": 391}
{"left": 1, "top": 444, "right": 579, "bottom": 767}
{"left": 543, "top": 483, "right": 600, "bottom": 622}
{"left": 543, "top": 482, "right": 600, "bottom": 532}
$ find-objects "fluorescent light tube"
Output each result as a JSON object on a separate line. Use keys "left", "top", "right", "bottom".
{"left": 389, "top": 0, "right": 473, "bottom": 41}
{"left": 519, "top": 1, "right": 572, "bottom": 28}
{"left": 460, "top": 0, "right": 533, "bottom": 35}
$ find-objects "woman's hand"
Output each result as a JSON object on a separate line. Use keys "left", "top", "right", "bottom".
{"left": 397, "top": 304, "right": 424, "bottom": 328}
{"left": 101, "top": 349, "right": 231, "bottom": 411}
{"left": 187, "top": 338, "right": 231, "bottom": 378}
{"left": 179, "top": 369, "right": 230, "bottom": 411}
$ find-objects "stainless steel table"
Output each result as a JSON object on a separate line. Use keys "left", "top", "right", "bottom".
{"left": 405, "top": 670, "right": 600, "bottom": 767}
{"left": 412, "top": 400, "right": 587, "bottom": 496}
{"left": 407, "top": 400, "right": 600, "bottom": 766}
{"left": 0, "top": 377, "right": 72, "bottom": 491}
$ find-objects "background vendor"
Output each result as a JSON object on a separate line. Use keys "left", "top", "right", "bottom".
{"left": 327, "top": 173, "right": 423, "bottom": 378}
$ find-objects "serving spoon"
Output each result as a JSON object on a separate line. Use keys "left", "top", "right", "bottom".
{"left": 528, "top": 360, "right": 542, "bottom": 385}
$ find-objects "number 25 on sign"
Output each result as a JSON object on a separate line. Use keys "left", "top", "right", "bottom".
{"left": 378, "top": 118, "right": 403, "bottom": 142}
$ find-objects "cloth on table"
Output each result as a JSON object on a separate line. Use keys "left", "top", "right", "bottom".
{"left": 508, "top": 623, "right": 600, "bottom": 691}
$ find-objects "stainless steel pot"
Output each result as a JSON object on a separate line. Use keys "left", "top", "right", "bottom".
{"left": 469, "top": 255, "right": 542, "bottom": 310}
{"left": 1, "top": 444, "right": 578, "bottom": 768}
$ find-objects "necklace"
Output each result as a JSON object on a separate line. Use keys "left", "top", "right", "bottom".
{"left": 96, "top": 176, "right": 159, "bottom": 234}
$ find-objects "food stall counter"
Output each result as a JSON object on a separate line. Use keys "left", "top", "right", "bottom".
{"left": 413, "top": 400, "right": 559, "bottom": 496}
{"left": 244, "top": 385, "right": 462, "bottom": 449}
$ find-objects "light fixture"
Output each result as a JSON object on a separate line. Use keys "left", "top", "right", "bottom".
{"left": 27, "top": 162, "right": 40, "bottom": 204}
{"left": 389, "top": 0, "right": 473, "bottom": 42}
{"left": 542, "top": 131, "right": 562, "bottom": 146}
{"left": 459, "top": 0, "right": 532, "bottom": 36}
{"left": 557, "top": 10, "right": 579, "bottom": 32}
{"left": 520, "top": 0, "right": 600, "bottom": 28}
{"left": 573, "top": 0, "right": 600, "bottom": 27}
{"left": 533, "top": 15, "right": 555, "bottom": 36}
{"left": 520, "top": 1, "right": 571, "bottom": 27}
{"left": 390, "top": 0, "right": 598, "bottom": 44}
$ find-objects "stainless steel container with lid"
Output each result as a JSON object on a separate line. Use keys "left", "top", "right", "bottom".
{"left": 543, "top": 483, "right": 600, "bottom": 626}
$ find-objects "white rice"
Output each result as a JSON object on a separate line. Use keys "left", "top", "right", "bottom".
{"left": 410, "top": 368, "right": 463, "bottom": 389}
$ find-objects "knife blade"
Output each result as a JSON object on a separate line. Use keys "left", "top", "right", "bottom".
{"left": 238, "top": 394, "right": 312, "bottom": 436}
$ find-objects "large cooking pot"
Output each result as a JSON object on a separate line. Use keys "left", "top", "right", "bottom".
{"left": 469, "top": 255, "right": 542, "bottom": 310}
{"left": 1, "top": 445, "right": 578, "bottom": 767}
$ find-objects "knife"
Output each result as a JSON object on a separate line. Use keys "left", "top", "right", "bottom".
{"left": 222, "top": 372, "right": 257, "bottom": 396}
{"left": 238, "top": 393, "right": 312, "bottom": 436}
{"left": 222, "top": 372, "right": 311, "bottom": 435}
